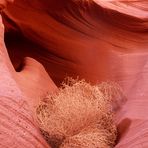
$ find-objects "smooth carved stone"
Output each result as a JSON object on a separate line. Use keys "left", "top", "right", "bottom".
{"left": 0, "top": 0, "right": 148, "bottom": 148}
{"left": 0, "top": 0, "right": 14, "bottom": 10}
{"left": 0, "top": 14, "right": 56, "bottom": 148}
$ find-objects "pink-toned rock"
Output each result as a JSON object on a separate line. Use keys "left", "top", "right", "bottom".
{"left": 0, "top": 11, "right": 57, "bottom": 147}
{"left": 0, "top": 0, "right": 148, "bottom": 147}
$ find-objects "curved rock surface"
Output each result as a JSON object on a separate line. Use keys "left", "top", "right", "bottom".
{"left": 0, "top": 0, "right": 148, "bottom": 147}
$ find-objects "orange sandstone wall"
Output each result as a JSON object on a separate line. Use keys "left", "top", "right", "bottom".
{"left": 0, "top": 0, "right": 148, "bottom": 147}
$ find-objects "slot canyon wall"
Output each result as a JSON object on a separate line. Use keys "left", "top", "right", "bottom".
{"left": 0, "top": 0, "right": 148, "bottom": 147}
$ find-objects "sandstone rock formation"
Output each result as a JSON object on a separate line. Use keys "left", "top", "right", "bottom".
{"left": 0, "top": 0, "right": 148, "bottom": 147}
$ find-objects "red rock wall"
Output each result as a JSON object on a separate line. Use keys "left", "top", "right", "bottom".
{"left": 0, "top": 0, "right": 148, "bottom": 147}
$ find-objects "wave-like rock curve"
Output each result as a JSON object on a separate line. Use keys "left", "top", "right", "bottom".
{"left": 0, "top": 0, "right": 148, "bottom": 147}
